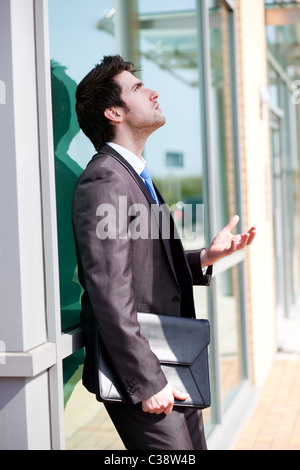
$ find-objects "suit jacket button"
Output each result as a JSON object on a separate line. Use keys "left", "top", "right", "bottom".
{"left": 172, "top": 296, "right": 180, "bottom": 303}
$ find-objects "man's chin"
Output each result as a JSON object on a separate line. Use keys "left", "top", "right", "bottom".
{"left": 157, "top": 115, "right": 166, "bottom": 128}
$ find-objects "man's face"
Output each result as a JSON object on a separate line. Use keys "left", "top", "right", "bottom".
{"left": 114, "top": 70, "right": 166, "bottom": 135}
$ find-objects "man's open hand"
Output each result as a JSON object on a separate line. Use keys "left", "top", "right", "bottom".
{"left": 141, "top": 383, "right": 189, "bottom": 415}
{"left": 201, "top": 215, "right": 256, "bottom": 267}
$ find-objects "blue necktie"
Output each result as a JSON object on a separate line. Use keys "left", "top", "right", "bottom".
{"left": 140, "top": 165, "right": 159, "bottom": 205}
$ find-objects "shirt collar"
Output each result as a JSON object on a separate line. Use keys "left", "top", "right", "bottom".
{"left": 106, "top": 142, "right": 146, "bottom": 177}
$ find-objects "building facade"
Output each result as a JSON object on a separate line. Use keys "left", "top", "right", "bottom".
{"left": 0, "top": 0, "right": 300, "bottom": 450}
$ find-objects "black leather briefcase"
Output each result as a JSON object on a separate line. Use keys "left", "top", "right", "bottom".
{"left": 97, "top": 312, "right": 211, "bottom": 409}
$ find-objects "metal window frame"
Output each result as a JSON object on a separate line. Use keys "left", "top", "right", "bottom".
{"left": 196, "top": 0, "right": 251, "bottom": 437}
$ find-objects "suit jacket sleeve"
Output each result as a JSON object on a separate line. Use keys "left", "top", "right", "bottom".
{"left": 185, "top": 249, "right": 213, "bottom": 286}
{"left": 72, "top": 163, "right": 168, "bottom": 404}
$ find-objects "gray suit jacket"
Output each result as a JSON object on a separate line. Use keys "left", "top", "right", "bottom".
{"left": 72, "top": 145, "right": 212, "bottom": 404}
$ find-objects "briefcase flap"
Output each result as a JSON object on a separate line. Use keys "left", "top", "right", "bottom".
{"left": 138, "top": 313, "right": 210, "bottom": 366}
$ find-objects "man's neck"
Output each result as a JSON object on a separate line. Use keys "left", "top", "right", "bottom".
{"left": 110, "top": 137, "right": 145, "bottom": 159}
{"left": 111, "top": 125, "right": 152, "bottom": 158}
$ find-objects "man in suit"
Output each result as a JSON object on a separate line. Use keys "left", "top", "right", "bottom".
{"left": 72, "top": 55, "right": 256, "bottom": 450}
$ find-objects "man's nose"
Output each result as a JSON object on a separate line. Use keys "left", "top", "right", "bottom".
{"left": 149, "top": 89, "right": 159, "bottom": 101}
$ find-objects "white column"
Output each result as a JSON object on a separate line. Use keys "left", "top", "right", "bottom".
{"left": 0, "top": 0, "right": 54, "bottom": 449}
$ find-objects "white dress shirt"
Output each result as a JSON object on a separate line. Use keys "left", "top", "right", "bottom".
{"left": 106, "top": 142, "right": 146, "bottom": 180}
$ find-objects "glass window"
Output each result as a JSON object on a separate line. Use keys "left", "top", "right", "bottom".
{"left": 49, "top": 0, "right": 119, "bottom": 449}
{"left": 266, "top": 13, "right": 300, "bottom": 316}
{"left": 136, "top": 0, "right": 246, "bottom": 418}
{"left": 136, "top": 0, "right": 212, "bottom": 424}
{"left": 295, "top": 106, "right": 300, "bottom": 299}
{"left": 134, "top": 1, "right": 208, "bottom": 321}
{"left": 49, "top": 0, "right": 115, "bottom": 332}
{"left": 268, "top": 65, "right": 300, "bottom": 322}
{"left": 136, "top": 0, "right": 204, "bottom": 249}
{"left": 209, "top": 2, "right": 238, "bottom": 232}
{"left": 218, "top": 265, "right": 244, "bottom": 408}
{"left": 208, "top": 1, "right": 246, "bottom": 408}
{"left": 48, "top": 0, "right": 247, "bottom": 447}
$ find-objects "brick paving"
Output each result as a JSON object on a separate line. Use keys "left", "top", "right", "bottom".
{"left": 233, "top": 353, "right": 300, "bottom": 450}
{"left": 65, "top": 353, "right": 300, "bottom": 451}
{"left": 65, "top": 384, "right": 125, "bottom": 450}
{"left": 65, "top": 314, "right": 300, "bottom": 451}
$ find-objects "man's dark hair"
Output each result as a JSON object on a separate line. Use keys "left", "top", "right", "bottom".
{"left": 75, "top": 55, "right": 138, "bottom": 151}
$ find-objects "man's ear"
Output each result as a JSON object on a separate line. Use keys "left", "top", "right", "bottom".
{"left": 104, "top": 107, "right": 123, "bottom": 123}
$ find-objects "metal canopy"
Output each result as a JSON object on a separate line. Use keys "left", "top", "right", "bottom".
{"left": 96, "top": 9, "right": 222, "bottom": 88}
{"left": 96, "top": 3, "right": 300, "bottom": 86}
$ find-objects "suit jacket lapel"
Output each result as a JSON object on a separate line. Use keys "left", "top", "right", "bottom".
{"left": 92, "top": 145, "right": 157, "bottom": 206}
{"left": 93, "top": 145, "right": 178, "bottom": 284}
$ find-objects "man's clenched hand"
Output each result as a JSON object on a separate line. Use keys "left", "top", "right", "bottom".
{"left": 141, "top": 383, "right": 189, "bottom": 415}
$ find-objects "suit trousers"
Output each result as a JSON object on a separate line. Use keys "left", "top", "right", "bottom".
{"left": 104, "top": 402, "right": 207, "bottom": 450}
